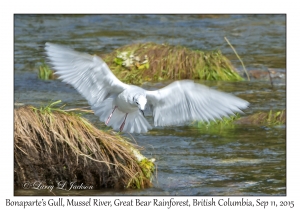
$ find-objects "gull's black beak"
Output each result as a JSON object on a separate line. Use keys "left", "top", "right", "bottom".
{"left": 139, "top": 109, "right": 145, "bottom": 117}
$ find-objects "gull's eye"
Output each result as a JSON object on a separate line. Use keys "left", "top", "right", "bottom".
{"left": 136, "top": 102, "right": 139, "bottom": 105}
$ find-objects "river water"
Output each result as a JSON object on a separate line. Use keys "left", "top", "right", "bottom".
{"left": 14, "top": 14, "right": 286, "bottom": 196}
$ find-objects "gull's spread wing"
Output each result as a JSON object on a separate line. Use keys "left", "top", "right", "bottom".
{"left": 45, "top": 43, "right": 129, "bottom": 105}
{"left": 146, "top": 80, "right": 249, "bottom": 126}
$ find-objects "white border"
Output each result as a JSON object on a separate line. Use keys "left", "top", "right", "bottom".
{"left": 2, "top": 1, "right": 299, "bottom": 209}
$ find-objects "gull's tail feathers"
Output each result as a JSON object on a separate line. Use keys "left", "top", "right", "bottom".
{"left": 92, "top": 98, "right": 152, "bottom": 133}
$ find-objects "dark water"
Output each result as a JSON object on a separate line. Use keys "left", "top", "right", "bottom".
{"left": 14, "top": 14, "right": 286, "bottom": 196}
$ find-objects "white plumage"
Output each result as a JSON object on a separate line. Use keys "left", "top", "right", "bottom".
{"left": 45, "top": 43, "right": 249, "bottom": 133}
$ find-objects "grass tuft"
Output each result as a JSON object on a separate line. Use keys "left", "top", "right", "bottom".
{"left": 236, "top": 110, "right": 286, "bottom": 126}
{"left": 38, "top": 61, "right": 56, "bottom": 80}
{"left": 196, "top": 114, "right": 241, "bottom": 134}
{"left": 14, "top": 102, "right": 154, "bottom": 190}
{"left": 196, "top": 109, "right": 286, "bottom": 134}
{"left": 102, "top": 42, "right": 243, "bottom": 85}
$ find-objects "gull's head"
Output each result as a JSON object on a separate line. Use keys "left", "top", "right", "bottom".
{"left": 133, "top": 94, "right": 147, "bottom": 111}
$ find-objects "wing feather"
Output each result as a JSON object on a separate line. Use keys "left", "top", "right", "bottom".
{"left": 146, "top": 80, "right": 249, "bottom": 126}
{"left": 45, "top": 42, "right": 129, "bottom": 106}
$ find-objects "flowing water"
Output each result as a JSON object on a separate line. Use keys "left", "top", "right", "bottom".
{"left": 14, "top": 14, "right": 286, "bottom": 196}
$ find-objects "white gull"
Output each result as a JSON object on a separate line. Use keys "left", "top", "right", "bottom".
{"left": 45, "top": 43, "right": 249, "bottom": 133}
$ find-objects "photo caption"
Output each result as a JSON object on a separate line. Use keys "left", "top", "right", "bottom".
{"left": 5, "top": 198, "right": 295, "bottom": 208}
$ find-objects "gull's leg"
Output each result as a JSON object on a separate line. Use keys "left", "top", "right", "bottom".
{"left": 120, "top": 113, "right": 128, "bottom": 132}
{"left": 105, "top": 106, "right": 117, "bottom": 125}
{"left": 140, "top": 109, "right": 145, "bottom": 117}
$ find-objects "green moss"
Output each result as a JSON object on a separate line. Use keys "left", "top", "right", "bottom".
{"left": 196, "top": 114, "right": 241, "bottom": 134}
{"left": 139, "top": 158, "right": 155, "bottom": 180}
{"left": 127, "top": 158, "right": 155, "bottom": 189}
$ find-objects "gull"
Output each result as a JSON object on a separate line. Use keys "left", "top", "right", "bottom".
{"left": 45, "top": 43, "right": 249, "bottom": 133}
